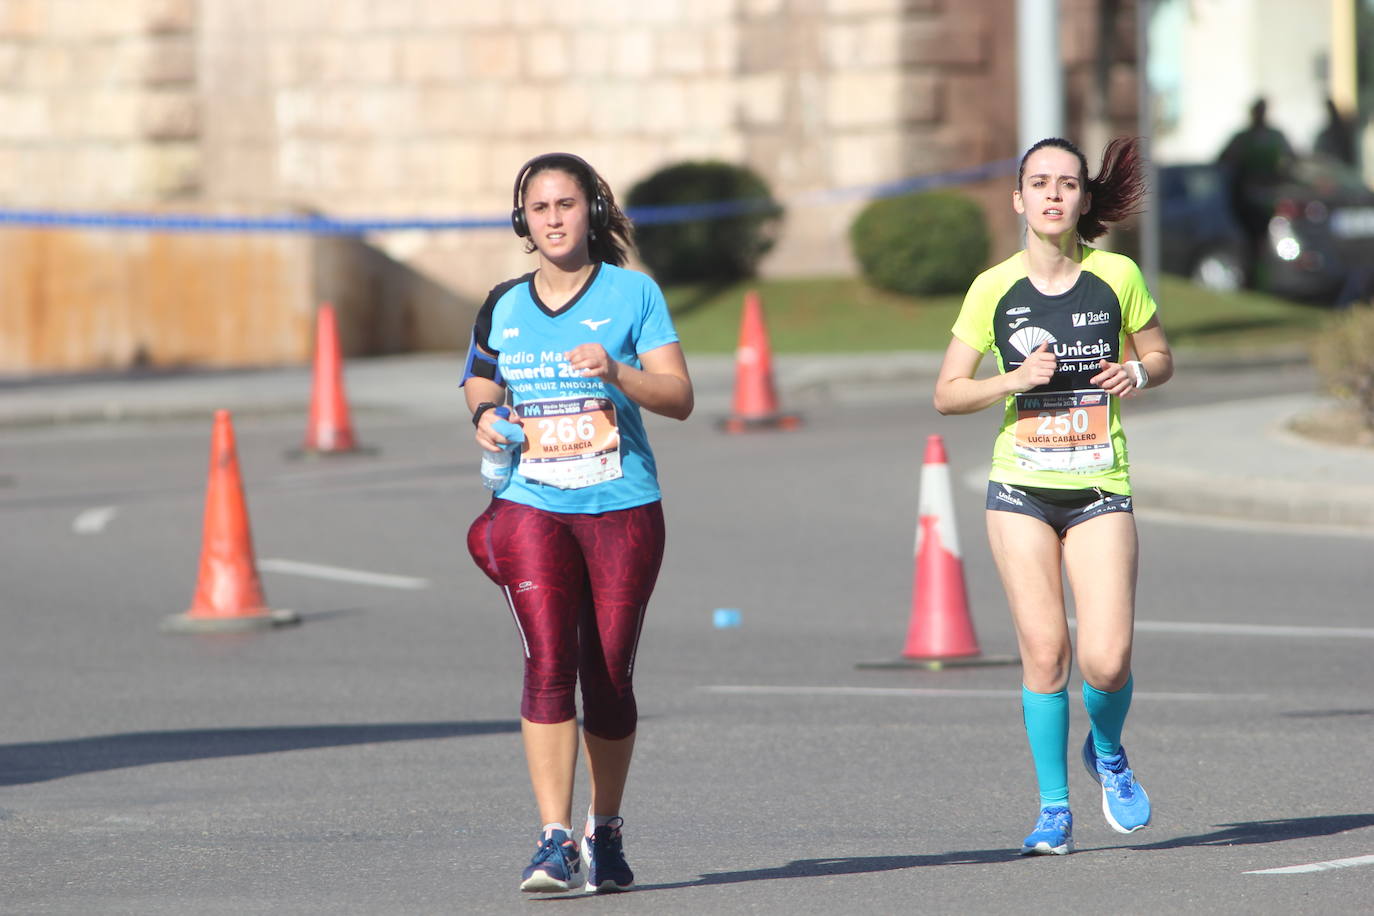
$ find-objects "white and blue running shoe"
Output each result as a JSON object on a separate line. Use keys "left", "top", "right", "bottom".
{"left": 581, "top": 816, "right": 634, "bottom": 892}
{"left": 1082, "top": 734, "right": 1151, "bottom": 833}
{"left": 520, "top": 829, "right": 586, "bottom": 893}
{"left": 1021, "top": 806, "right": 1074, "bottom": 855}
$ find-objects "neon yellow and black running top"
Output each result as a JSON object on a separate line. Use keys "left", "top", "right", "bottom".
{"left": 951, "top": 247, "right": 1157, "bottom": 494}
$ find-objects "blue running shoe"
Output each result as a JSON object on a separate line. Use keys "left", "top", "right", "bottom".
{"left": 581, "top": 816, "right": 634, "bottom": 892}
{"left": 520, "top": 829, "right": 585, "bottom": 893}
{"left": 1020, "top": 806, "right": 1074, "bottom": 855}
{"left": 1082, "top": 734, "right": 1151, "bottom": 833}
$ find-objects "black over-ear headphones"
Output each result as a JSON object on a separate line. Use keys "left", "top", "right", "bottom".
{"left": 510, "top": 152, "right": 609, "bottom": 238}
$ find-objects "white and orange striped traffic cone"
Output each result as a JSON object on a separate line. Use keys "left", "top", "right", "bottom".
{"left": 859, "top": 434, "right": 1015, "bottom": 670}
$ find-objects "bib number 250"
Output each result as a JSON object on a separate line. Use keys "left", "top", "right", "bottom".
{"left": 1012, "top": 389, "right": 1113, "bottom": 473}
{"left": 1037, "top": 408, "right": 1091, "bottom": 437}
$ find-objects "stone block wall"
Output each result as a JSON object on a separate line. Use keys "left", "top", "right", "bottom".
{"left": 0, "top": 227, "right": 464, "bottom": 372}
{"left": 0, "top": 0, "right": 200, "bottom": 202}
{"left": 184, "top": 0, "right": 1034, "bottom": 302}
{"left": 0, "top": 227, "right": 311, "bottom": 371}
{"left": 0, "top": 0, "right": 1139, "bottom": 371}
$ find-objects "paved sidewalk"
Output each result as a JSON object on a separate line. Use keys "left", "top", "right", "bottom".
{"left": 1126, "top": 394, "right": 1374, "bottom": 532}
{"left": 1, "top": 350, "right": 1369, "bottom": 535}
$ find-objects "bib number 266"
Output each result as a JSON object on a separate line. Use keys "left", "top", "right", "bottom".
{"left": 515, "top": 396, "right": 622, "bottom": 489}
{"left": 537, "top": 413, "right": 598, "bottom": 447}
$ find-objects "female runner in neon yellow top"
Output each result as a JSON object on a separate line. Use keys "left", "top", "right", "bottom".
{"left": 935, "top": 137, "right": 1174, "bottom": 856}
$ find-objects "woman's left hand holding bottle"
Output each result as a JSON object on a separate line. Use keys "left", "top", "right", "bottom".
{"left": 478, "top": 407, "right": 526, "bottom": 491}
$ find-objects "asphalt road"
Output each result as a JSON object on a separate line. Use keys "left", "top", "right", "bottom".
{"left": 0, "top": 362, "right": 1370, "bottom": 914}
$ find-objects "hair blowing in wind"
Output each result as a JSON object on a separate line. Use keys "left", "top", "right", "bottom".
{"left": 1079, "top": 137, "right": 1147, "bottom": 242}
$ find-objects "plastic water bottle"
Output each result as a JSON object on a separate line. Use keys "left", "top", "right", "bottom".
{"left": 480, "top": 407, "right": 519, "bottom": 490}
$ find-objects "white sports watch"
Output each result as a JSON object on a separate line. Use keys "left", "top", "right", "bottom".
{"left": 1125, "top": 360, "right": 1148, "bottom": 390}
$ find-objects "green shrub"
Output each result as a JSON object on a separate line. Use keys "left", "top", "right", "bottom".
{"left": 849, "top": 190, "right": 989, "bottom": 296}
{"left": 626, "top": 161, "right": 783, "bottom": 285}
{"left": 1311, "top": 303, "right": 1374, "bottom": 433}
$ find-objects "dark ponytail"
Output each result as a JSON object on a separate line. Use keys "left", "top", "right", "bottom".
{"left": 1018, "top": 136, "right": 1147, "bottom": 243}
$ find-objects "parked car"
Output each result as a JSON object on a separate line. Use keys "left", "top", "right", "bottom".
{"left": 1157, "top": 158, "right": 1374, "bottom": 304}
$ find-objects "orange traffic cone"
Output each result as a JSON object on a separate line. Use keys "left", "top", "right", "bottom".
{"left": 858, "top": 435, "right": 1015, "bottom": 670}
{"left": 720, "top": 290, "right": 800, "bottom": 433}
{"left": 299, "top": 303, "right": 363, "bottom": 456}
{"left": 162, "top": 410, "right": 299, "bottom": 633}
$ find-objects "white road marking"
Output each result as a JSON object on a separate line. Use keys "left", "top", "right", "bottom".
{"left": 1246, "top": 854, "right": 1374, "bottom": 875}
{"left": 699, "top": 685, "right": 1265, "bottom": 701}
{"left": 1077, "top": 619, "right": 1374, "bottom": 640}
{"left": 72, "top": 506, "right": 118, "bottom": 534}
{"left": 258, "top": 558, "right": 429, "bottom": 590}
{"left": 704, "top": 685, "right": 1009, "bottom": 699}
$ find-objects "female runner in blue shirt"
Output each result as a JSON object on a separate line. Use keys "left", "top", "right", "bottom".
{"left": 934, "top": 137, "right": 1174, "bottom": 855}
{"left": 463, "top": 153, "right": 693, "bottom": 893}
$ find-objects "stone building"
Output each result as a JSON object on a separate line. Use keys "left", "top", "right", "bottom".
{"left": 0, "top": 0, "right": 1140, "bottom": 371}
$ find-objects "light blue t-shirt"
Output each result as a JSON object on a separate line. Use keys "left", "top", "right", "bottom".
{"left": 469, "top": 262, "right": 679, "bottom": 514}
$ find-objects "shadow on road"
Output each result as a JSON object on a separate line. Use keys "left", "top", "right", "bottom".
{"left": 1119, "top": 813, "right": 1374, "bottom": 852}
{"left": 0, "top": 720, "right": 519, "bottom": 786}
{"left": 620, "top": 849, "right": 1016, "bottom": 893}
{"left": 553, "top": 814, "right": 1374, "bottom": 896}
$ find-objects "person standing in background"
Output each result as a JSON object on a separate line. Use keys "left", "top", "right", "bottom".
{"left": 1314, "top": 96, "right": 1357, "bottom": 166}
{"left": 1218, "top": 98, "right": 1295, "bottom": 284}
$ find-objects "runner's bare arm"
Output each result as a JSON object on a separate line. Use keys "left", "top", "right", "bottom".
{"left": 1127, "top": 316, "right": 1173, "bottom": 389}
{"left": 567, "top": 341, "right": 694, "bottom": 421}
{"left": 934, "top": 338, "right": 1056, "bottom": 415}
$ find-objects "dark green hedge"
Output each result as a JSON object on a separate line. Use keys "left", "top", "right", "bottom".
{"left": 626, "top": 161, "right": 783, "bottom": 285}
{"left": 849, "top": 190, "right": 989, "bottom": 295}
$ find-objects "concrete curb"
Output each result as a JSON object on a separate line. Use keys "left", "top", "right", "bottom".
{"left": 1125, "top": 393, "right": 1374, "bottom": 534}
{"left": 1131, "top": 463, "right": 1374, "bottom": 533}
{"left": 0, "top": 346, "right": 1313, "bottom": 428}
{"left": 3, "top": 348, "right": 1369, "bottom": 536}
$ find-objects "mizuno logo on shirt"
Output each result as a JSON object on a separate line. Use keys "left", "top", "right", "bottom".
{"left": 581, "top": 318, "right": 612, "bottom": 331}
{"left": 502, "top": 327, "right": 520, "bottom": 339}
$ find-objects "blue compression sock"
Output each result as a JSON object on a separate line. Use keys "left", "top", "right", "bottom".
{"left": 1082, "top": 675, "right": 1134, "bottom": 758}
{"left": 1021, "top": 686, "right": 1070, "bottom": 809}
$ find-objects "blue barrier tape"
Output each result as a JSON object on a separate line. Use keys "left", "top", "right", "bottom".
{"left": 0, "top": 209, "right": 509, "bottom": 234}
{"left": 795, "top": 157, "right": 1018, "bottom": 202}
{"left": 0, "top": 158, "right": 1017, "bottom": 234}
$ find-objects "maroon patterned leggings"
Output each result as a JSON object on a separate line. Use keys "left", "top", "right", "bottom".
{"left": 467, "top": 499, "right": 665, "bottom": 739}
